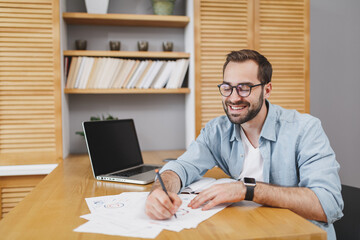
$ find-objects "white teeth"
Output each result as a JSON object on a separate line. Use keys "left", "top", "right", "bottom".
{"left": 231, "top": 106, "right": 245, "bottom": 110}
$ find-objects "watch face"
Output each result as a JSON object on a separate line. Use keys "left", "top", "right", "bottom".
{"left": 244, "top": 177, "right": 256, "bottom": 184}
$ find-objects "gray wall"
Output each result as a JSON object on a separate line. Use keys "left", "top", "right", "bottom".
{"left": 310, "top": 0, "right": 360, "bottom": 188}
{"left": 64, "top": 0, "right": 187, "bottom": 154}
{"left": 69, "top": 94, "right": 185, "bottom": 152}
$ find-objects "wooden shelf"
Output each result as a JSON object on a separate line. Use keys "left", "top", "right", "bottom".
{"left": 63, "top": 12, "right": 190, "bottom": 96}
{"left": 63, "top": 12, "right": 190, "bottom": 28}
{"left": 64, "top": 88, "right": 190, "bottom": 94}
{"left": 64, "top": 50, "right": 190, "bottom": 59}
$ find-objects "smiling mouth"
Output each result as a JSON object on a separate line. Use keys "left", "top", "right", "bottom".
{"left": 229, "top": 105, "right": 247, "bottom": 111}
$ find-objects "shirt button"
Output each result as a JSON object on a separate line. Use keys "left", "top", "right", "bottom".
{"left": 240, "top": 154, "right": 244, "bottom": 158}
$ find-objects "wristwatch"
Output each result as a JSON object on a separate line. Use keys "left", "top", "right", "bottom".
{"left": 243, "top": 177, "right": 256, "bottom": 201}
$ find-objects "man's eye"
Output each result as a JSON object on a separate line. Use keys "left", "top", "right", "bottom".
{"left": 238, "top": 85, "right": 250, "bottom": 91}
{"left": 222, "top": 85, "right": 231, "bottom": 90}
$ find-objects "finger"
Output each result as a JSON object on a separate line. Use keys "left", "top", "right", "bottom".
{"left": 189, "top": 183, "right": 226, "bottom": 208}
{"left": 146, "top": 190, "right": 174, "bottom": 219}
{"left": 154, "top": 193, "right": 176, "bottom": 217}
{"left": 146, "top": 199, "right": 165, "bottom": 219}
{"left": 169, "top": 193, "right": 182, "bottom": 213}
{"left": 146, "top": 205, "right": 165, "bottom": 220}
{"left": 189, "top": 191, "right": 215, "bottom": 209}
{"left": 146, "top": 194, "right": 165, "bottom": 219}
{"left": 201, "top": 197, "right": 221, "bottom": 211}
{"left": 188, "top": 194, "right": 202, "bottom": 208}
{"left": 149, "top": 195, "right": 174, "bottom": 219}
{"left": 151, "top": 202, "right": 173, "bottom": 219}
{"left": 145, "top": 205, "right": 156, "bottom": 219}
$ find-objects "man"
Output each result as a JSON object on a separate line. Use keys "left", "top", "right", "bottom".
{"left": 145, "top": 49, "right": 343, "bottom": 239}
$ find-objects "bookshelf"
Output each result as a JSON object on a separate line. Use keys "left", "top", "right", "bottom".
{"left": 63, "top": 13, "right": 190, "bottom": 95}
{"left": 62, "top": 2, "right": 192, "bottom": 154}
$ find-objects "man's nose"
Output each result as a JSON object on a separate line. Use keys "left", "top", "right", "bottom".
{"left": 228, "top": 88, "right": 242, "bottom": 101}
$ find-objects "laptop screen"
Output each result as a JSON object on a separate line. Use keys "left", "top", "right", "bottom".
{"left": 83, "top": 119, "right": 144, "bottom": 176}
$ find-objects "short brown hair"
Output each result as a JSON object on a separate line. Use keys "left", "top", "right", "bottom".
{"left": 223, "top": 49, "right": 272, "bottom": 84}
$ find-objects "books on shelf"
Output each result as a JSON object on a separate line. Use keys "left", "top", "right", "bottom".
{"left": 152, "top": 61, "right": 176, "bottom": 89}
{"left": 135, "top": 60, "right": 153, "bottom": 88}
{"left": 166, "top": 59, "right": 189, "bottom": 89}
{"left": 126, "top": 60, "right": 147, "bottom": 89}
{"left": 66, "top": 56, "right": 79, "bottom": 89}
{"left": 65, "top": 57, "right": 189, "bottom": 90}
{"left": 140, "top": 61, "right": 164, "bottom": 89}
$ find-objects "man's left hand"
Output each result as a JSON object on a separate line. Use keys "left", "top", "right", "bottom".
{"left": 188, "top": 182, "right": 246, "bottom": 210}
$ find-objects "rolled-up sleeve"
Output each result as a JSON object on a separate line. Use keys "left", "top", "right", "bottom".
{"left": 160, "top": 127, "right": 217, "bottom": 192}
{"left": 297, "top": 118, "right": 344, "bottom": 224}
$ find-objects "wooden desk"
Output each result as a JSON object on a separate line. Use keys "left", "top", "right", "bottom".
{"left": 0, "top": 151, "right": 326, "bottom": 239}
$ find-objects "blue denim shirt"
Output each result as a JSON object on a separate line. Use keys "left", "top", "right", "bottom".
{"left": 161, "top": 101, "right": 343, "bottom": 240}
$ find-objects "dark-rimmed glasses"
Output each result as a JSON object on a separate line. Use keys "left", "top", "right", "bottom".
{"left": 217, "top": 83, "right": 264, "bottom": 97}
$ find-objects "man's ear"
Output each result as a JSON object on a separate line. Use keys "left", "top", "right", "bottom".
{"left": 264, "top": 82, "right": 272, "bottom": 99}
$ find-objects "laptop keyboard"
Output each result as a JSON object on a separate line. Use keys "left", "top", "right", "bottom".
{"left": 112, "top": 165, "right": 159, "bottom": 177}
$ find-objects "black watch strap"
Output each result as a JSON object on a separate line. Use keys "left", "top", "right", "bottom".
{"left": 245, "top": 185, "right": 255, "bottom": 201}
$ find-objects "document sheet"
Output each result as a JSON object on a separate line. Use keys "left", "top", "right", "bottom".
{"left": 181, "top": 177, "right": 237, "bottom": 194}
{"left": 74, "top": 192, "right": 229, "bottom": 238}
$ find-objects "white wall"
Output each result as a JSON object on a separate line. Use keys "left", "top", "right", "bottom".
{"left": 310, "top": 0, "right": 360, "bottom": 188}
{"left": 184, "top": 0, "right": 195, "bottom": 147}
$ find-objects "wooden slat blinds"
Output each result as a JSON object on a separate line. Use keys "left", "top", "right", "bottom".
{"left": 0, "top": 174, "right": 44, "bottom": 219}
{"left": 254, "top": 0, "right": 309, "bottom": 113}
{"left": 0, "top": 0, "right": 62, "bottom": 165}
{"left": 1, "top": 186, "right": 34, "bottom": 218}
{"left": 194, "top": 0, "right": 252, "bottom": 134}
{"left": 194, "top": 0, "right": 309, "bottom": 136}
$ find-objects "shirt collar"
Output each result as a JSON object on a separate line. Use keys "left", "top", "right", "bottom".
{"left": 230, "top": 123, "right": 241, "bottom": 142}
{"left": 259, "top": 100, "right": 277, "bottom": 142}
{"left": 229, "top": 100, "right": 277, "bottom": 142}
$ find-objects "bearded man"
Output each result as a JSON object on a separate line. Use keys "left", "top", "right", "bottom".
{"left": 145, "top": 49, "right": 343, "bottom": 240}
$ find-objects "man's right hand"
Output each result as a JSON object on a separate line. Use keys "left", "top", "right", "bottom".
{"left": 145, "top": 188, "right": 182, "bottom": 220}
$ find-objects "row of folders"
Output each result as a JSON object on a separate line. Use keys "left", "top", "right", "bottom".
{"left": 65, "top": 57, "right": 189, "bottom": 89}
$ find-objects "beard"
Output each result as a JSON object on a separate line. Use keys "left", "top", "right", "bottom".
{"left": 222, "top": 90, "right": 264, "bottom": 125}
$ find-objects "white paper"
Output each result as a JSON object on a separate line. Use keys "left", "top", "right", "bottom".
{"left": 182, "top": 177, "right": 238, "bottom": 194}
{"left": 74, "top": 217, "right": 162, "bottom": 238}
{"left": 74, "top": 191, "right": 229, "bottom": 238}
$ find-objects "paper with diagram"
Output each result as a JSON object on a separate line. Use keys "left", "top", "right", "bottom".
{"left": 74, "top": 191, "right": 229, "bottom": 238}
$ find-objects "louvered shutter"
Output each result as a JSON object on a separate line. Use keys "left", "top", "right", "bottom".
{"left": 254, "top": 0, "right": 310, "bottom": 113}
{"left": 0, "top": 0, "right": 62, "bottom": 165}
{"left": 0, "top": 174, "right": 44, "bottom": 218}
{"left": 1, "top": 186, "right": 34, "bottom": 218}
{"left": 194, "top": 0, "right": 309, "bottom": 136}
{"left": 194, "top": 0, "right": 252, "bottom": 135}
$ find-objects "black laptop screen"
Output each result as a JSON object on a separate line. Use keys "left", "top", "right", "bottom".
{"left": 83, "top": 119, "right": 143, "bottom": 176}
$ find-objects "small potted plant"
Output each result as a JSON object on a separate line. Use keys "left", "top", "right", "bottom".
{"left": 76, "top": 114, "right": 118, "bottom": 137}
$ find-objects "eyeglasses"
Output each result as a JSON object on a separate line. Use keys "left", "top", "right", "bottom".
{"left": 217, "top": 83, "right": 264, "bottom": 97}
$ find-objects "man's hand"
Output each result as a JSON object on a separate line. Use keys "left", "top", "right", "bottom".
{"left": 187, "top": 181, "right": 327, "bottom": 222}
{"left": 188, "top": 182, "right": 246, "bottom": 210}
{"left": 145, "top": 188, "right": 182, "bottom": 219}
{"left": 145, "top": 170, "right": 182, "bottom": 220}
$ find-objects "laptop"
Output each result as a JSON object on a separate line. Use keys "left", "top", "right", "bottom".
{"left": 83, "top": 119, "right": 161, "bottom": 184}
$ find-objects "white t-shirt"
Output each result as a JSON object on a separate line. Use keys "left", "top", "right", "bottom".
{"left": 238, "top": 127, "right": 264, "bottom": 182}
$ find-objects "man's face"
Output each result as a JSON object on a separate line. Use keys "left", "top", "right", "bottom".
{"left": 222, "top": 61, "right": 266, "bottom": 125}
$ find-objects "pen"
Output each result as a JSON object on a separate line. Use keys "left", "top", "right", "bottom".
{"left": 155, "top": 169, "right": 177, "bottom": 218}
